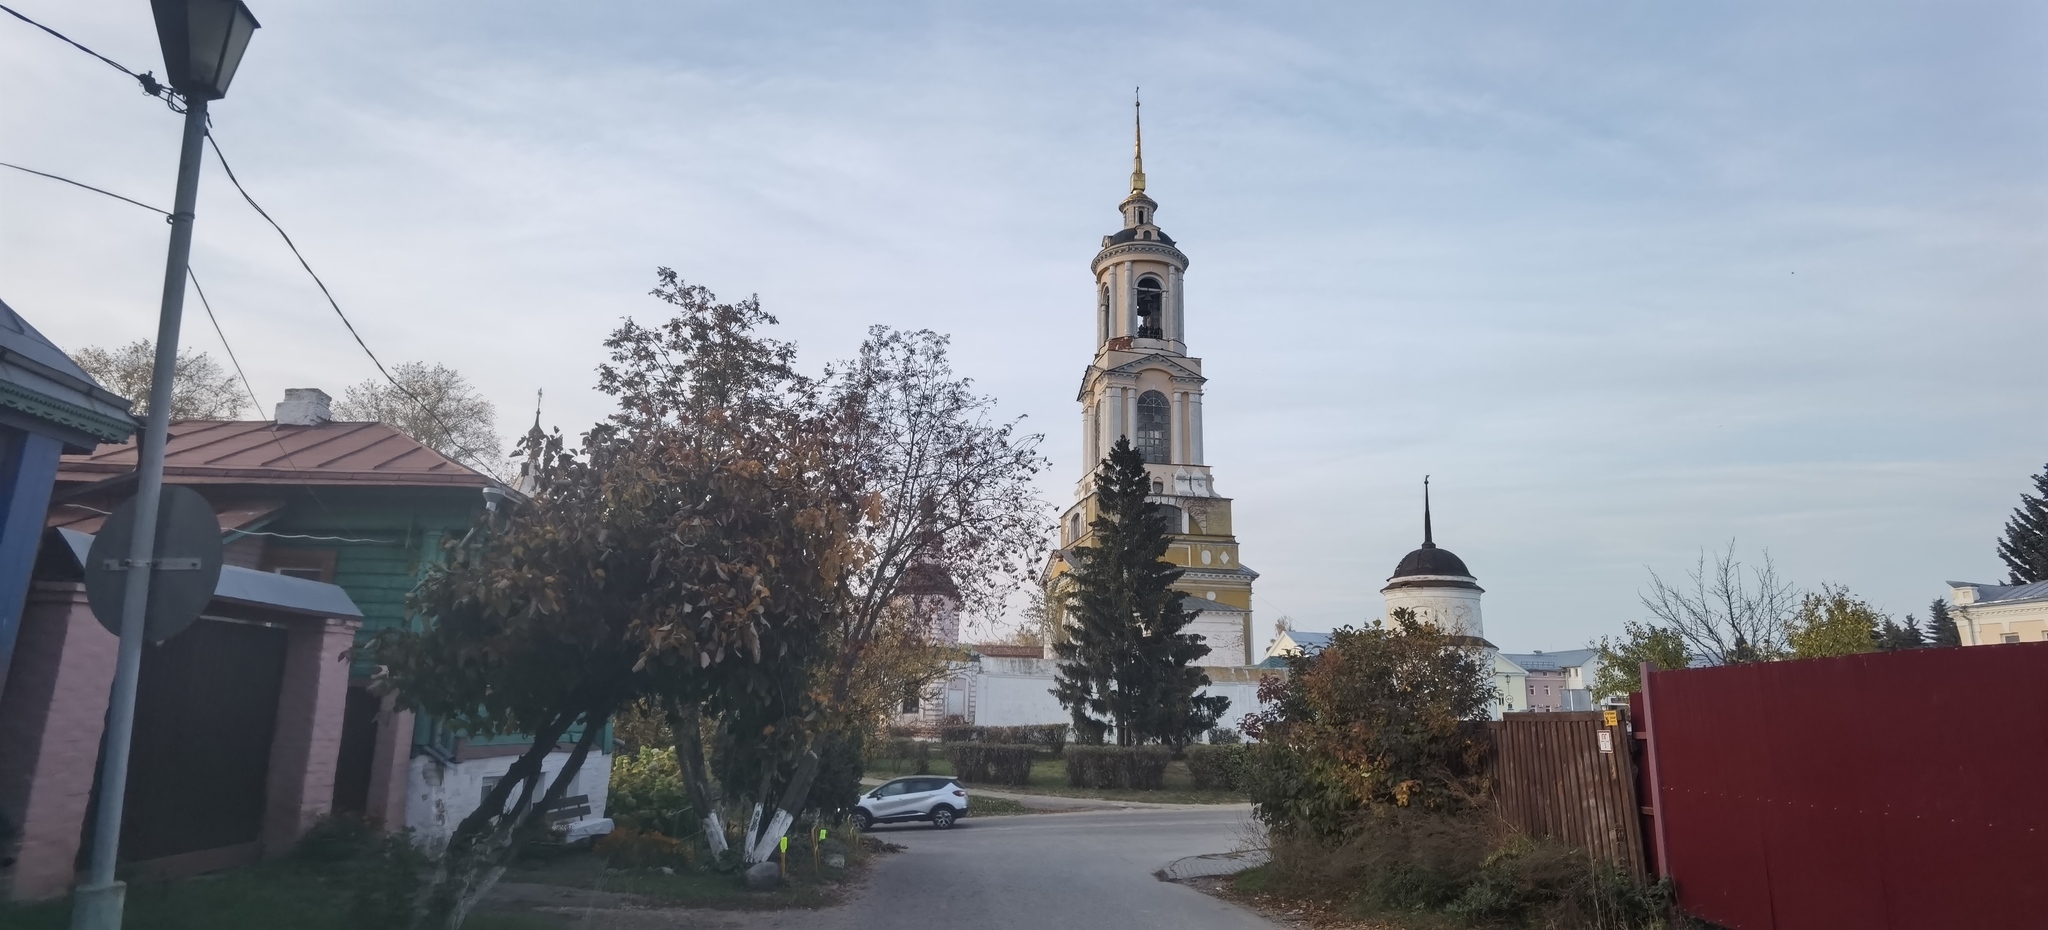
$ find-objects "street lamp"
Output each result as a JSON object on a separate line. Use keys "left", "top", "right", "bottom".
{"left": 149, "top": 0, "right": 260, "bottom": 99}
{"left": 70, "top": 4, "right": 258, "bottom": 929}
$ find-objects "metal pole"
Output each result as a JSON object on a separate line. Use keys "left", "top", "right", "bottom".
{"left": 70, "top": 94, "right": 209, "bottom": 930}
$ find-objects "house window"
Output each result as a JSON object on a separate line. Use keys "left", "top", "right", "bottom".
{"left": 2002, "top": 632, "right": 2020, "bottom": 644}
{"left": 263, "top": 548, "right": 338, "bottom": 583}
{"left": 901, "top": 691, "right": 920, "bottom": 714}
{"left": 1135, "top": 390, "right": 1171, "bottom": 463}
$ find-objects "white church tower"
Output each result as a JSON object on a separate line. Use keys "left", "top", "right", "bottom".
{"left": 1381, "top": 478, "right": 1484, "bottom": 638}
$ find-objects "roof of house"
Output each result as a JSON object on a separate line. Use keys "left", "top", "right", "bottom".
{"left": 969, "top": 643, "right": 1045, "bottom": 659}
{"left": 1949, "top": 580, "right": 2048, "bottom": 606}
{"left": 51, "top": 527, "right": 362, "bottom": 619}
{"left": 1181, "top": 594, "right": 1249, "bottom": 614}
{"left": 57, "top": 419, "right": 492, "bottom": 488}
{"left": 1283, "top": 630, "right": 1332, "bottom": 650}
{"left": 1501, "top": 647, "right": 1598, "bottom": 672}
{"left": 0, "top": 297, "right": 136, "bottom": 450}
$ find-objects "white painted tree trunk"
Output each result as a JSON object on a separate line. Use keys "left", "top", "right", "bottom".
{"left": 746, "top": 809, "right": 796, "bottom": 865}
{"left": 701, "top": 810, "right": 728, "bottom": 856}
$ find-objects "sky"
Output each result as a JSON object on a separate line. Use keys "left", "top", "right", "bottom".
{"left": 4, "top": 1, "right": 2044, "bottom": 652}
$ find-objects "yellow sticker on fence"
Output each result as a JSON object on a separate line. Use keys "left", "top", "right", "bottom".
{"left": 1602, "top": 709, "right": 1619, "bottom": 727}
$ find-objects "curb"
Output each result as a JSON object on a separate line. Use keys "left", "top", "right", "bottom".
{"left": 1156, "top": 848, "right": 1271, "bottom": 882}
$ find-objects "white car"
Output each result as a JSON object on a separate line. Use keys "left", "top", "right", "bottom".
{"left": 852, "top": 776, "right": 970, "bottom": 830}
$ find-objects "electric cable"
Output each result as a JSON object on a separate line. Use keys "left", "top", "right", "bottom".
{"left": 0, "top": 2, "right": 183, "bottom": 109}
{"left": 0, "top": 160, "right": 168, "bottom": 215}
{"left": 201, "top": 129, "right": 506, "bottom": 480}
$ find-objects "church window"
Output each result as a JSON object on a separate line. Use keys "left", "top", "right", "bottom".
{"left": 1135, "top": 276, "right": 1164, "bottom": 338}
{"left": 1098, "top": 285, "right": 1111, "bottom": 342}
{"left": 1135, "top": 390, "right": 1170, "bottom": 463}
{"left": 1152, "top": 503, "right": 1184, "bottom": 533}
{"left": 1068, "top": 513, "right": 1082, "bottom": 542}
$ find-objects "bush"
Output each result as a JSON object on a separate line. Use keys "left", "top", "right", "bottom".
{"left": 1206, "top": 727, "right": 1242, "bottom": 745}
{"left": 1063, "top": 745, "right": 1170, "bottom": 790}
{"left": 877, "top": 737, "right": 934, "bottom": 774}
{"left": 944, "top": 743, "right": 1037, "bottom": 785}
{"left": 607, "top": 746, "right": 692, "bottom": 834}
{"left": 1185, "top": 744, "right": 1250, "bottom": 791}
{"left": 595, "top": 826, "right": 695, "bottom": 868}
{"left": 1258, "top": 809, "right": 1678, "bottom": 928}
{"left": 938, "top": 723, "right": 985, "bottom": 743}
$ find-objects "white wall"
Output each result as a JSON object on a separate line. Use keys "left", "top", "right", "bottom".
{"left": 405, "top": 750, "right": 612, "bottom": 847}
{"left": 969, "top": 657, "right": 1270, "bottom": 733}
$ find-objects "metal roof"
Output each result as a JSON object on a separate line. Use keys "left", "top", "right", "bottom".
{"left": 1950, "top": 580, "right": 2048, "bottom": 606}
{"left": 0, "top": 297, "right": 136, "bottom": 450}
{"left": 1502, "top": 647, "right": 1599, "bottom": 672}
{"left": 58, "top": 419, "right": 491, "bottom": 488}
{"left": 53, "top": 527, "right": 362, "bottom": 619}
{"left": 969, "top": 643, "right": 1045, "bottom": 659}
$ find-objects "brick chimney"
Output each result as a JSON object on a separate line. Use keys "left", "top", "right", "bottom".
{"left": 274, "top": 388, "right": 332, "bottom": 426}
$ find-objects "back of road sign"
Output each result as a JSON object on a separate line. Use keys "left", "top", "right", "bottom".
{"left": 83, "top": 485, "right": 223, "bottom": 642}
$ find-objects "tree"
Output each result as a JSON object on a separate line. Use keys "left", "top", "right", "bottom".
{"left": 647, "top": 316, "right": 1046, "bottom": 867}
{"left": 1996, "top": 463, "right": 2048, "bottom": 584}
{"left": 1876, "top": 613, "right": 1925, "bottom": 651}
{"left": 1239, "top": 609, "right": 1494, "bottom": 835}
{"left": 373, "top": 273, "right": 850, "bottom": 925}
{"left": 1926, "top": 598, "right": 1962, "bottom": 647}
{"left": 1054, "top": 438, "right": 1228, "bottom": 747}
{"left": 72, "top": 339, "right": 245, "bottom": 419}
{"left": 1640, "top": 542, "right": 1799, "bottom": 665}
{"left": 334, "top": 361, "right": 502, "bottom": 466}
{"left": 1785, "top": 584, "right": 1881, "bottom": 659}
{"left": 1590, "top": 621, "right": 1689, "bottom": 700}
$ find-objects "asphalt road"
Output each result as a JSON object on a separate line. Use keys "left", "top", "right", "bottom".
{"left": 794, "top": 806, "right": 1278, "bottom": 930}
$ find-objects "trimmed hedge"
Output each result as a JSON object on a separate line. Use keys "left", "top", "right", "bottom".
{"left": 877, "top": 738, "right": 933, "bottom": 774}
{"left": 937, "top": 724, "right": 1068, "bottom": 757}
{"left": 1185, "top": 744, "right": 1251, "bottom": 791}
{"left": 944, "top": 743, "right": 1038, "bottom": 786}
{"left": 1064, "top": 745, "right": 1171, "bottom": 790}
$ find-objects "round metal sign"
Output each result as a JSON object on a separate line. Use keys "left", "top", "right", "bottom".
{"left": 83, "top": 485, "right": 224, "bottom": 642}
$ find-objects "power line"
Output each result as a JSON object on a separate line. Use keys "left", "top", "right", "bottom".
{"left": 185, "top": 268, "right": 264, "bottom": 417}
{"left": 0, "top": 2, "right": 181, "bottom": 108}
{"left": 0, "top": 160, "right": 168, "bottom": 215}
{"left": 200, "top": 129, "right": 506, "bottom": 481}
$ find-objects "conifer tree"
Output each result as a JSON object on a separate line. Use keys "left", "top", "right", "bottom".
{"left": 1996, "top": 463, "right": 2048, "bottom": 584}
{"left": 1926, "top": 598, "right": 1962, "bottom": 648}
{"left": 1876, "top": 613, "right": 1925, "bottom": 651}
{"left": 1053, "top": 438, "right": 1228, "bottom": 746}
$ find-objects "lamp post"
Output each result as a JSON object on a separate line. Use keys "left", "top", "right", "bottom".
{"left": 70, "top": 3, "right": 257, "bottom": 927}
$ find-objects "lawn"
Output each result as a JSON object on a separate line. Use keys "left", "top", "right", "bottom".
{"left": 868, "top": 756, "right": 1246, "bottom": 805}
{"left": 0, "top": 860, "right": 552, "bottom": 930}
{"left": 495, "top": 843, "right": 852, "bottom": 911}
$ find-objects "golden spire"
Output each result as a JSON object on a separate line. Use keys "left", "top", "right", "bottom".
{"left": 1130, "top": 87, "right": 1146, "bottom": 194}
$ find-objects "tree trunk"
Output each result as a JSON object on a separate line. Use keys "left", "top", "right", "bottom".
{"left": 408, "top": 708, "right": 603, "bottom": 930}
{"left": 665, "top": 701, "right": 727, "bottom": 856}
{"left": 745, "top": 731, "right": 827, "bottom": 865}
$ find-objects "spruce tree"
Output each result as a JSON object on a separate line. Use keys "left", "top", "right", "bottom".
{"left": 1053, "top": 438, "right": 1227, "bottom": 746}
{"left": 1926, "top": 599, "right": 1961, "bottom": 648}
{"left": 1996, "top": 462, "right": 2048, "bottom": 584}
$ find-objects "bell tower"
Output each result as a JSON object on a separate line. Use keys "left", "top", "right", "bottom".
{"left": 1049, "top": 96, "right": 1258, "bottom": 667}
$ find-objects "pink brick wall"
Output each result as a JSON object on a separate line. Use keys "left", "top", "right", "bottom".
{"left": 0, "top": 584, "right": 117, "bottom": 901}
{"left": 261, "top": 617, "right": 359, "bottom": 857}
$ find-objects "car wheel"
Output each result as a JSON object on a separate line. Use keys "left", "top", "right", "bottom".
{"left": 930, "top": 805, "right": 956, "bottom": 830}
{"left": 853, "top": 809, "right": 873, "bottom": 831}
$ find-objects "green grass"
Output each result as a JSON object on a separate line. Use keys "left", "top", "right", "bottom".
{"left": 868, "top": 756, "right": 1246, "bottom": 805}
{"left": 0, "top": 860, "right": 550, "bottom": 930}
{"left": 969, "top": 795, "right": 1034, "bottom": 816}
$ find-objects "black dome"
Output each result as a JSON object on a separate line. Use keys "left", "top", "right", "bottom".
{"left": 1390, "top": 543, "right": 1471, "bottom": 580}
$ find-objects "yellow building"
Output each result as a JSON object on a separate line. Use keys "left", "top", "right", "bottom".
{"left": 1046, "top": 105, "right": 1258, "bottom": 667}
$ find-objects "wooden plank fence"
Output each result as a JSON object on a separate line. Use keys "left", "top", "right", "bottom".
{"left": 1486, "top": 711, "right": 1647, "bottom": 879}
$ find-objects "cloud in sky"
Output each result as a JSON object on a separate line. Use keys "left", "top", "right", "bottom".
{"left": 5, "top": 1, "right": 2044, "bottom": 650}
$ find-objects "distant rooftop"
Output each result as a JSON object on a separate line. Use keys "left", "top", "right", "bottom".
{"left": 1501, "top": 647, "right": 1598, "bottom": 672}
{"left": 1949, "top": 580, "right": 2048, "bottom": 606}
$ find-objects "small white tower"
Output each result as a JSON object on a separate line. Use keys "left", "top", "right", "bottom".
{"left": 1380, "top": 478, "right": 1484, "bottom": 637}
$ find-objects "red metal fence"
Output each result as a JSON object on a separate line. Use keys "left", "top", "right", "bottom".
{"left": 1637, "top": 642, "right": 2048, "bottom": 930}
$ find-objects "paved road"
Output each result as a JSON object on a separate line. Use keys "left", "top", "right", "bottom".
{"left": 671, "top": 806, "right": 1278, "bottom": 930}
